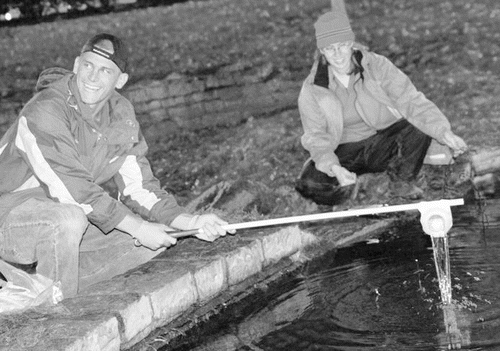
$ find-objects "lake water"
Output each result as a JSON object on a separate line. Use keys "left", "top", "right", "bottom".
{"left": 161, "top": 198, "right": 500, "bottom": 351}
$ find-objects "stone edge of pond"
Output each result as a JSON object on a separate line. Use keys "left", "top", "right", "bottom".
{"left": 0, "top": 216, "right": 402, "bottom": 351}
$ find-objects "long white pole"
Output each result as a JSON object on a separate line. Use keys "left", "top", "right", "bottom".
{"left": 170, "top": 199, "right": 464, "bottom": 238}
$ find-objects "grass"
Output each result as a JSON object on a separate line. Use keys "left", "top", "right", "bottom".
{"left": 1, "top": 0, "right": 499, "bottom": 219}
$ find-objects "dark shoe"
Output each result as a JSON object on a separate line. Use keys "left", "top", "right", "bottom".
{"left": 295, "top": 178, "right": 355, "bottom": 206}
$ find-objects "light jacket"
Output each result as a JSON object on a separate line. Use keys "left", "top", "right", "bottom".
{"left": 0, "top": 68, "right": 184, "bottom": 232}
{"left": 298, "top": 48, "right": 453, "bottom": 174}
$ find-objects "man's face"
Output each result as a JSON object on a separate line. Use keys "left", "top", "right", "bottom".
{"left": 320, "top": 41, "right": 354, "bottom": 74}
{"left": 73, "top": 50, "right": 128, "bottom": 108}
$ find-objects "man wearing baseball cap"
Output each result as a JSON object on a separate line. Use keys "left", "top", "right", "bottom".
{"left": 0, "top": 33, "right": 233, "bottom": 299}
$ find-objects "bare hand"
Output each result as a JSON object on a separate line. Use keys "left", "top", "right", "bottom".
{"left": 331, "top": 164, "right": 357, "bottom": 186}
{"left": 442, "top": 130, "right": 468, "bottom": 157}
{"left": 190, "top": 214, "right": 234, "bottom": 242}
{"left": 133, "top": 221, "right": 177, "bottom": 250}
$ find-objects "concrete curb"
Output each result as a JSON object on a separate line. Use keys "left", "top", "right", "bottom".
{"left": 0, "top": 217, "right": 400, "bottom": 351}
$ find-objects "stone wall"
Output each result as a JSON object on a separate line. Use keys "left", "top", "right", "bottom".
{"left": 123, "top": 62, "right": 300, "bottom": 141}
{"left": 0, "top": 62, "right": 301, "bottom": 141}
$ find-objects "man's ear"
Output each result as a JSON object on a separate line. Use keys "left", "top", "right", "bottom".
{"left": 73, "top": 57, "right": 80, "bottom": 74}
{"left": 115, "top": 72, "right": 129, "bottom": 90}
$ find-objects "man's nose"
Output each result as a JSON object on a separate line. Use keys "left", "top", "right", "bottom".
{"left": 88, "top": 68, "right": 98, "bottom": 82}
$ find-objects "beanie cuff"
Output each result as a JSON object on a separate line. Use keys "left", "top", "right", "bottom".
{"left": 316, "top": 31, "right": 355, "bottom": 49}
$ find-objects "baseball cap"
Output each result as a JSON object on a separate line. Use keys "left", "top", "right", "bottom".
{"left": 81, "top": 33, "right": 128, "bottom": 72}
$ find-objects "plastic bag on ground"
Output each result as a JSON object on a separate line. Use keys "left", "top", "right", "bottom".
{"left": 0, "top": 259, "right": 63, "bottom": 314}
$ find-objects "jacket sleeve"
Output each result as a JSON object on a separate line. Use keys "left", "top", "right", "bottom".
{"left": 17, "top": 98, "right": 134, "bottom": 233}
{"left": 298, "top": 78, "right": 344, "bottom": 175}
{"left": 113, "top": 132, "right": 185, "bottom": 226}
{"left": 368, "top": 53, "right": 452, "bottom": 142}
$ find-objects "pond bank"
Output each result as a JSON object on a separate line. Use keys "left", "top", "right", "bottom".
{"left": 0, "top": 209, "right": 407, "bottom": 351}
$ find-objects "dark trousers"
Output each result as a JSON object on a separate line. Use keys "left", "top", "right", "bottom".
{"left": 295, "top": 119, "right": 432, "bottom": 205}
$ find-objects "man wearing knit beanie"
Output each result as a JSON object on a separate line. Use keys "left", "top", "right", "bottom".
{"left": 295, "top": 6, "right": 468, "bottom": 206}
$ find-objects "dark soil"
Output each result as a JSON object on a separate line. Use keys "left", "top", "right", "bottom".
{"left": 1, "top": 0, "right": 499, "bottom": 220}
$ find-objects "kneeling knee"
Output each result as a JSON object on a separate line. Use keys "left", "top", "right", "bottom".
{"left": 54, "top": 205, "right": 88, "bottom": 243}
